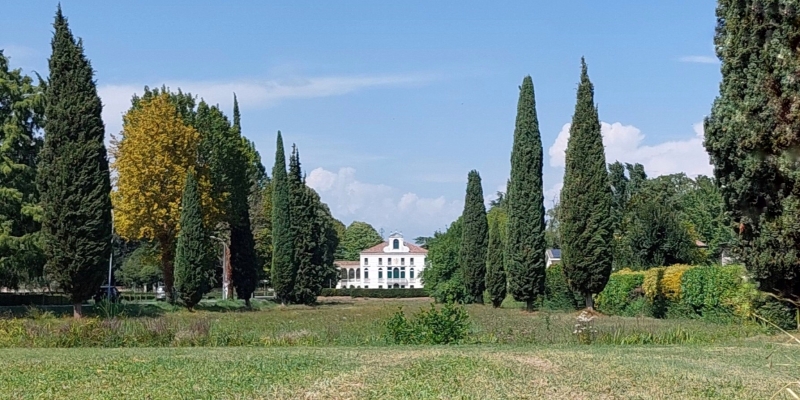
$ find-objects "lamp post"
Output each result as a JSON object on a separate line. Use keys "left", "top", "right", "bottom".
{"left": 107, "top": 211, "right": 114, "bottom": 301}
{"left": 209, "top": 236, "right": 231, "bottom": 300}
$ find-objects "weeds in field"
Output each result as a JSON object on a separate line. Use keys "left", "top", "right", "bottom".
{"left": 573, "top": 310, "right": 598, "bottom": 344}
{"left": 384, "top": 301, "right": 470, "bottom": 344}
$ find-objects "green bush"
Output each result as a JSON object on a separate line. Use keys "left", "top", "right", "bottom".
{"left": 0, "top": 293, "right": 71, "bottom": 306}
{"left": 384, "top": 301, "right": 470, "bottom": 344}
{"left": 679, "top": 265, "right": 745, "bottom": 321}
{"left": 753, "top": 295, "right": 797, "bottom": 331}
{"left": 595, "top": 270, "right": 645, "bottom": 316}
{"left": 542, "top": 265, "right": 582, "bottom": 311}
{"left": 320, "top": 288, "right": 429, "bottom": 298}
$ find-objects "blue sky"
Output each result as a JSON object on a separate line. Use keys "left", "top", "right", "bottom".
{"left": 2, "top": 1, "right": 720, "bottom": 239}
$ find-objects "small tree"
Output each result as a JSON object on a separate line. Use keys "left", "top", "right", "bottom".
{"left": 174, "top": 170, "right": 211, "bottom": 310}
{"left": 485, "top": 210, "right": 507, "bottom": 308}
{"left": 459, "top": 170, "right": 489, "bottom": 304}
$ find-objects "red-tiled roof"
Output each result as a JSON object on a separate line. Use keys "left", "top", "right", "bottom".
{"left": 361, "top": 241, "right": 428, "bottom": 254}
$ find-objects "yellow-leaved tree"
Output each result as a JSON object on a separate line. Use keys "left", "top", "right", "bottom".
{"left": 111, "top": 92, "right": 214, "bottom": 300}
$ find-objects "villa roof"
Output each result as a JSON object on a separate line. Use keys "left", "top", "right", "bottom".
{"left": 361, "top": 241, "right": 428, "bottom": 254}
{"left": 546, "top": 248, "right": 561, "bottom": 259}
{"left": 334, "top": 260, "right": 360, "bottom": 267}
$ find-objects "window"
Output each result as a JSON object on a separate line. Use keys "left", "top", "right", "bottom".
{"left": 410, "top": 285, "right": 414, "bottom": 288}
{"left": 378, "top": 285, "right": 382, "bottom": 289}
{"left": 393, "top": 239, "right": 400, "bottom": 249}
{"left": 378, "top": 258, "right": 382, "bottom": 265}
{"left": 393, "top": 268, "right": 400, "bottom": 279}
{"left": 356, "top": 268, "right": 360, "bottom": 279}
{"left": 400, "top": 269, "right": 405, "bottom": 279}
{"left": 364, "top": 269, "right": 369, "bottom": 279}
{"left": 410, "top": 269, "right": 415, "bottom": 279}
{"left": 348, "top": 269, "right": 355, "bottom": 280}
{"left": 401, "top": 285, "right": 405, "bottom": 289}
{"left": 388, "top": 258, "right": 392, "bottom": 266}
{"left": 350, "top": 285, "right": 355, "bottom": 289}
{"left": 340, "top": 268, "right": 347, "bottom": 279}
{"left": 401, "top": 258, "right": 405, "bottom": 265}
{"left": 410, "top": 258, "right": 414, "bottom": 265}
{"left": 378, "top": 268, "right": 383, "bottom": 279}
{"left": 364, "top": 258, "right": 369, "bottom": 265}
{"left": 364, "top": 285, "right": 368, "bottom": 289}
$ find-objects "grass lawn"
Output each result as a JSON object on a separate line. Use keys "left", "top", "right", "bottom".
{"left": 2, "top": 342, "right": 799, "bottom": 399}
{"left": 1, "top": 297, "right": 798, "bottom": 398}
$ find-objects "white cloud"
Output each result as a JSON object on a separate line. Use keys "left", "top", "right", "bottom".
{"left": 98, "top": 73, "right": 435, "bottom": 138}
{"left": 306, "top": 167, "right": 462, "bottom": 238}
{"left": 548, "top": 121, "right": 711, "bottom": 178}
{"left": 679, "top": 55, "right": 718, "bottom": 64}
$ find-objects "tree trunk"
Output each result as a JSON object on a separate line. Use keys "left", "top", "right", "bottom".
{"left": 245, "top": 297, "right": 251, "bottom": 308}
{"left": 159, "top": 236, "right": 176, "bottom": 304}
{"left": 525, "top": 300, "right": 535, "bottom": 312}
{"left": 585, "top": 293, "right": 594, "bottom": 310}
{"left": 73, "top": 302, "right": 83, "bottom": 318}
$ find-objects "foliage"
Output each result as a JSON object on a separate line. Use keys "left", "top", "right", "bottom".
{"left": 459, "top": 170, "right": 488, "bottom": 304}
{"left": 704, "top": 0, "right": 800, "bottom": 298}
{"left": 319, "top": 288, "right": 429, "bottom": 298}
{"left": 384, "top": 301, "right": 470, "bottom": 345}
{"left": 112, "top": 92, "right": 213, "bottom": 301}
{"left": 505, "top": 75, "right": 546, "bottom": 311}
{"left": 0, "top": 50, "right": 45, "bottom": 288}
{"left": 115, "top": 242, "right": 162, "bottom": 289}
{"left": 560, "top": 59, "right": 614, "bottom": 309}
{"left": 338, "top": 221, "right": 383, "bottom": 261}
{"left": 753, "top": 295, "right": 797, "bottom": 331}
{"left": 37, "top": 8, "right": 113, "bottom": 316}
{"left": 679, "top": 265, "right": 747, "bottom": 321}
{"left": 0, "top": 293, "right": 71, "bottom": 306}
{"left": 270, "top": 132, "right": 294, "bottom": 304}
{"left": 542, "top": 264, "right": 582, "bottom": 311}
{"left": 595, "top": 269, "right": 645, "bottom": 317}
{"left": 485, "top": 207, "right": 507, "bottom": 308}
{"left": 423, "top": 217, "right": 466, "bottom": 303}
{"left": 544, "top": 201, "right": 561, "bottom": 250}
{"left": 174, "top": 170, "right": 213, "bottom": 310}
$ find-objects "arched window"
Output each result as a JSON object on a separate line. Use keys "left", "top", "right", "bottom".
{"left": 378, "top": 268, "right": 383, "bottom": 279}
{"left": 356, "top": 268, "right": 361, "bottom": 279}
{"left": 410, "top": 269, "right": 415, "bottom": 279}
{"left": 393, "top": 239, "right": 399, "bottom": 249}
{"left": 393, "top": 268, "right": 400, "bottom": 279}
{"left": 348, "top": 269, "right": 355, "bottom": 280}
{"left": 400, "top": 269, "right": 405, "bottom": 279}
{"left": 364, "top": 269, "right": 369, "bottom": 279}
{"left": 340, "top": 268, "right": 347, "bottom": 279}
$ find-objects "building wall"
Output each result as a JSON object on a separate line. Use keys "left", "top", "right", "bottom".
{"left": 338, "top": 253, "right": 427, "bottom": 289}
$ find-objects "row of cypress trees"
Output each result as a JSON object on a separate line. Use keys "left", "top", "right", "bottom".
{"left": 270, "top": 133, "right": 340, "bottom": 305}
{"left": 458, "top": 60, "right": 613, "bottom": 311}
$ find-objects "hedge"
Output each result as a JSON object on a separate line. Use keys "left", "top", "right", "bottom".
{"left": 542, "top": 265, "right": 582, "bottom": 311}
{"left": 595, "top": 269, "right": 645, "bottom": 316}
{"left": 320, "top": 288, "right": 429, "bottom": 298}
{"left": 0, "top": 293, "right": 72, "bottom": 307}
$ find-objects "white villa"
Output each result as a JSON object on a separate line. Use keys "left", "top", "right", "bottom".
{"left": 336, "top": 232, "right": 428, "bottom": 289}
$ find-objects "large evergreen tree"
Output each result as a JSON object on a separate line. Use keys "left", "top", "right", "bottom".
{"left": 270, "top": 132, "right": 294, "bottom": 304}
{"left": 174, "top": 170, "right": 211, "bottom": 310}
{"left": 228, "top": 97, "right": 259, "bottom": 306}
{"left": 485, "top": 207, "right": 507, "bottom": 308}
{"left": 288, "top": 145, "right": 314, "bottom": 304}
{"left": 339, "top": 222, "right": 383, "bottom": 261}
{"left": 559, "top": 59, "right": 613, "bottom": 310}
{"left": 0, "top": 50, "right": 45, "bottom": 289}
{"left": 704, "top": 0, "right": 800, "bottom": 297}
{"left": 505, "top": 76, "right": 546, "bottom": 311}
{"left": 37, "top": 7, "right": 113, "bottom": 317}
{"left": 459, "top": 170, "right": 489, "bottom": 304}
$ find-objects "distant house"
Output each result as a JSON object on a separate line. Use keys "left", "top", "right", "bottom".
{"left": 546, "top": 248, "right": 561, "bottom": 268}
{"left": 334, "top": 232, "right": 428, "bottom": 289}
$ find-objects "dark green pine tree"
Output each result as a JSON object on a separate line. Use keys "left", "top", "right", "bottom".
{"left": 459, "top": 170, "right": 489, "bottom": 304}
{"left": 705, "top": 0, "right": 800, "bottom": 298}
{"left": 559, "top": 59, "right": 614, "bottom": 310}
{"left": 287, "top": 145, "right": 323, "bottom": 305}
{"left": 485, "top": 213, "right": 506, "bottom": 308}
{"left": 36, "top": 7, "right": 113, "bottom": 318}
{"left": 270, "top": 132, "right": 294, "bottom": 304}
{"left": 229, "top": 96, "right": 259, "bottom": 306}
{"left": 174, "top": 170, "right": 212, "bottom": 310}
{"left": 504, "top": 76, "right": 546, "bottom": 312}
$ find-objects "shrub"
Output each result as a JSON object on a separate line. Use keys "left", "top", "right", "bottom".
{"left": 660, "top": 264, "right": 692, "bottom": 301}
{"left": 320, "top": 288, "right": 429, "bottom": 299}
{"left": 384, "top": 301, "right": 470, "bottom": 344}
{"left": 542, "top": 265, "right": 582, "bottom": 311}
{"left": 679, "top": 265, "right": 746, "bottom": 321}
{"left": 595, "top": 269, "right": 645, "bottom": 316}
{"left": 754, "top": 295, "right": 797, "bottom": 331}
{"left": 0, "top": 293, "right": 71, "bottom": 306}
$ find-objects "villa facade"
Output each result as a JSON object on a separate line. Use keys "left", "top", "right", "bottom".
{"left": 336, "top": 233, "right": 427, "bottom": 289}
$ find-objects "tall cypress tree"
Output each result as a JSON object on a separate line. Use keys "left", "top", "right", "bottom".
{"left": 229, "top": 96, "right": 259, "bottom": 306}
{"left": 270, "top": 132, "right": 294, "bottom": 304}
{"left": 288, "top": 145, "right": 312, "bottom": 304}
{"left": 705, "top": 0, "right": 800, "bottom": 298}
{"left": 174, "top": 170, "right": 211, "bottom": 310}
{"left": 459, "top": 170, "right": 489, "bottom": 304}
{"left": 505, "top": 76, "right": 546, "bottom": 312}
{"left": 485, "top": 211, "right": 506, "bottom": 308}
{"left": 560, "top": 59, "right": 613, "bottom": 310}
{"left": 37, "top": 7, "right": 112, "bottom": 318}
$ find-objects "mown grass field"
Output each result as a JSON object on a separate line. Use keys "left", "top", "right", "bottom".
{"left": 1, "top": 297, "right": 798, "bottom": 399}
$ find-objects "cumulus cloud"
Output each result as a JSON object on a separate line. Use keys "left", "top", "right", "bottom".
{"left": 98, "top": 73, "right": 436, "bottom": 138}
{"left": 548, "top": 121, "right": 712, "bottom": 178}
{"left": 306, "top": 167, "right": 462, "bottom": 238}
